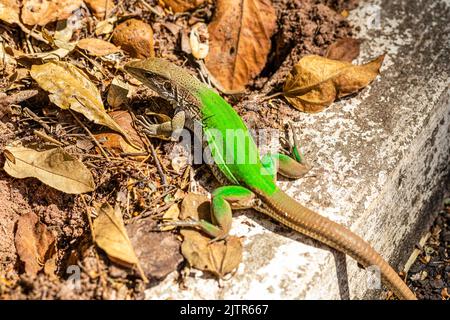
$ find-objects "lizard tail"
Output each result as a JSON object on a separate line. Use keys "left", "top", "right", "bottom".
{"left": 257, "top": 188, "right": 416, "bottom": 300}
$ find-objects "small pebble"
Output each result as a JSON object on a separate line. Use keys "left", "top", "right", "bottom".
{"left": 429, "top": 279, "right": 444, "bottom": 289}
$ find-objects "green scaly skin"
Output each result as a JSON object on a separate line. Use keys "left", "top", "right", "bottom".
{"left": 124, "top": 58, "right": 416, "bottom": 300}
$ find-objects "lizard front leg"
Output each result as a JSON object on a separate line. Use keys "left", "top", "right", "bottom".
{"left": 137, "top": 110, "right": 185, "bottom": 141}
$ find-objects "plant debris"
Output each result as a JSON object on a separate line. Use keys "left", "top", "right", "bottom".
{"left": 30, "top": 61, "right": 132, "bottom": 142}
{"left": 205, "top": 0, "right": 277, "bottom": 93}
{"left": 283, "top": 54, "right": 385, "bottom": 112}
{"left": 21, "top": 0, "right": 83, "bottom": 26}
{"left": 77, "top": 38, "right": 121, "bottom": 57}
{"left": 325, "top": 37, "right": 361, "bottom": 62}
{"left": 4, "top": 145, "right": 95, "bottom": 194}
{"left": 14, "top": 212, "right": 56, "bottom": 276}
{"left": 92, "top": 202, "right": 148, "bottom": 283}
{"left": 126, "top": 218, "right": 183, "bottom": 280}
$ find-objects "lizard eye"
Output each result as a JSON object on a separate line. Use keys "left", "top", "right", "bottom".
{"left": 163, "top": 81, "right": 172, "bottom": 92}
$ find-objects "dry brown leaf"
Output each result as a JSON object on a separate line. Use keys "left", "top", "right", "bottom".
{"left": 126, "top": 218, "right": 183, "bottom": 280}
{"left": 17, "top": 47, "right": 74, "bottom": 61}
{"left": 30, "top": 61, "right": 131, "bottom": 140}
{"left": 160, "top": 203, "right": 180, "bottom": 231}
{"left": 179, "top": 193, "right": 242, "bottom": 277}
{"left": 21, "top": 0, "right": 83, "bottom": 26}
{"left": 77, "top": 38, "right": 121, "bottom": 57}
{"left": 43, "top": 254, "right": 58, "bottom": 278}
{"left": 0, "top": 0, "right": 20, "bottom": 24}
{"left": 94, "top": 132, "right": 138, "bottom": 155}
{"left": 325, "top": 38, "right": 361, "bottom": 62}
{"left": 107, "top": 77, "right": 129, "bottom": 109}
{"left": 0, "top": 42, "right": 17, "bottom": 79}
{"left": 163, "top": 0, "right": 206, "bottom": 12}
{"left": 181, "top": 230, "right": 243, "bottom": 277}
{"left": 94, "top": 110, "right": 144, "bottom": 155}
{"left": 180, "top": 193, "right": 210, "bottom": 220}
{"left": 84, "top": 0, "right": 114, "bottom": 19}
{"left": 112, "top": 19, "right": 154, "bottom": 59}
{"left": 95, "top": 17, "right": 116, "bottom": 36}
{"left": 14, "top": 212, "right": 56, "bottom": 276}
{"left": 205, "top": 0, "right": 276, "bottom": 92}
{"left": 283, "top": 54, "right": 385, "bottom": 113}
{"left": 93, "top": 202, "right": 148, "bottom": 282}
{"left": 4, "top": 145, "right": 95, "bottom": 194}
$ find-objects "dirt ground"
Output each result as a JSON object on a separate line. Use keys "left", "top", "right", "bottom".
{"left": 3, "top": 0, "right": 443, "bottom": 301}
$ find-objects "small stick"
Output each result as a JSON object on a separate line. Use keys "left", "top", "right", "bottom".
{"left": 262, "top": 91, "right": 284, "bottom": 101}
{"left": 69, "top": 110, "right": 110, "bottom": 161}
{"left": 0, "top": 89, "right": 39, "bottom": 106}
{"left": 80, "top": 194, "right": 96, "bottom": 242}
{"left": 139, "top": 0, "right": 164, "bottom": 17}
{"left": 148, "top": 140, "right": 167, "bottom": 186}
{"left": 129, "top": 110, "right": 168, "bottom": 185}
{"left": 75, "top": 49, "right": 110, "bottom": 78}
{"left": 33, "top": 130, "right": 65, "bottom": 146}
{"left": 23, "top": 107, "right": 51, "bottom": 132}
{"left": 17, "top": 22, "right": 49, "bottom": 44}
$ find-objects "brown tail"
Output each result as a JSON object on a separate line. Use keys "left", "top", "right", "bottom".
{"left": 258, "top": 189, "right": 416, "bottom": 300}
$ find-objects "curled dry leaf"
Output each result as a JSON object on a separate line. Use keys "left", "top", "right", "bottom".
{"left": 180, "top": 193, "right": 210, "bottom": 220}
{"left": 190, "top": 23, "right": 209, "bottom": 60}
{"left": 4, "top": 145, "right": 95, "bottom": 194}
{"left": 46, "top": 17, "right": 82, "bottom": 51}
{"left": 112, "top": 19, "right": 154, "bottom": 59}
{"left": 181, "top": 230, "right": 243, "bottom": 277}
{"left": 205, "top": 0, "right": 276, "bottom": 92}
{"left": 179, "top": 193, "right": 243, "bottom": 277}
{"left": 0, "top": 0, "right": 20, "bottom": 24}
{"left": 0, "top": 41, "right": 17, "bottom": 78}
{"left": 84, "top": 0, "right": 114, "bottom": 19}
{"left": 171, "top": 155, "right": 188, "bottom": 174}
{"left": 95, "top": 110, "right": 144, "bottom": 156}
{"left": 325, "top": 38, "right": 361, "bottom": 62}
{"left": 30, "top": 61, "right": 132, "bottom": 141}
{"left": 77, "top": 38, "right": 121, "bottom": 57}
{"left": 283, "top": 54, "right": 385, "bottom": 113}
{"left": 163, "top": 0, "right": 206, "bottom": 12}
{"left": 15, "top": 212, "right": 56, "bottom": 276}
{"left": 95, "top": 132, "right": 141, "bottom": 155}
{"left": 21, "top": 0, "right": 83, "bottom": 26}
{"left": 93, "top": 202, "right": 148, "bottom": 282}
{"left": 95, "top": 17, "right": 117, "bottom": 36}
{"left": 101, "top": 110, "right": 143, "bottom": 145}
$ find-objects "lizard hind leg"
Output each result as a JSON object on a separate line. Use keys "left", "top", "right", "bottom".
{"left": 266, "top": 121, "right": 311, "bottom": 179}
{"left": 200, "top": 186, "right": 257, "bottom": 241}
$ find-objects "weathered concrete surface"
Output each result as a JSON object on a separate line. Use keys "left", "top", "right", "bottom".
{"left": 144, "top": 0, "right": 450, "bottom": 299}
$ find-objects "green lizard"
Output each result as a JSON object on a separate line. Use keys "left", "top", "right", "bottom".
{"left": 124, "top": 58, "right": 416, "bottom": 300}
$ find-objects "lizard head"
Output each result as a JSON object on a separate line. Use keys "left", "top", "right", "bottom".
{"left": 124, "top": 58, "right": 203, "bottom": 96}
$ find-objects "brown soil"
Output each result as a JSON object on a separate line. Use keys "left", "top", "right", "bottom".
{"left": 0, "top": 0, "right": 357, "bottom": 299}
